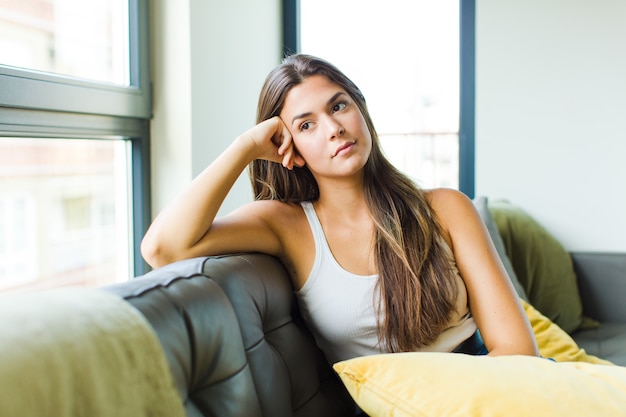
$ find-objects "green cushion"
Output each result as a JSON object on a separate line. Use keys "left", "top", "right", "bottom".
{"left": 488, "top": 200, "right": 596, "bottom": 334}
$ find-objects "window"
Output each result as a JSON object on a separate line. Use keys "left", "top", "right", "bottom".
{"left": 0, "top": 0, "right": 130, "bottom": 85}
{"left": 0, "top": 0, "right": 151, "bottom": 293}
{"left": 283, "top": 0, "right": 475, "bottom": 194}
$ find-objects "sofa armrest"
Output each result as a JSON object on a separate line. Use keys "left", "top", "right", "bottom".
{"left": 571, "top": 252, "right": 626, "bottom": 323}
{"left": 103, "top": 257, "right": 262, "bottom": 417}
{"left": 104, "top": 253, "right": 355, "bottom": 417}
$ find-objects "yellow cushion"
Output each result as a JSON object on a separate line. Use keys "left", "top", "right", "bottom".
{"left": 333, "top": 353, "right": 626, "bottom": 417}
{"left": 522, "top": 299, "right": 613, "bottom": 365}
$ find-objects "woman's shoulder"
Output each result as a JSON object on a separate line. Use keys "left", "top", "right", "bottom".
{"left": 249, "top": 199, "right": 304, "bottom": 213}
{"left": 245, "top": 200, "right": 314, "bottom": 284}
{"left": 230, "top": 199, "right": 310, "bottom": 246}
{"left": 424, "top": 188, "right": 477, "bottom": 232}
{"left": 236, "top": 199, "right": 298, "bottom": 218}
{"left": 242, "top": 199, "right": 307, "bottom": 228}
{"left": 424, "top": 187, "right": 472, "bottom": 210}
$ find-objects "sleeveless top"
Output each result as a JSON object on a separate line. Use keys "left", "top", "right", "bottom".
{"left": 295, "top": 201, "right": 477, "bottom": 365}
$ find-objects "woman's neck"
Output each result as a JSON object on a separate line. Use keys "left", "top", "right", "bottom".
{"left": 314, "top": 184, "right": 370, "bottom": 226}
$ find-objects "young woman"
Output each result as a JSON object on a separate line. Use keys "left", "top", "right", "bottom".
{"left": 141, "top": 54, "right": 539, "bottom": 362}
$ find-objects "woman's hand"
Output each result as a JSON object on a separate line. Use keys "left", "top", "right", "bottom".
{"left": 239, "top": 116, "right": 305, "bottom": 170}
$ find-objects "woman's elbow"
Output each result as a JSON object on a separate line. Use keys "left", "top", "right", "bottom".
{"left": 140, "top": 236, "right": 171, "bottom": 269}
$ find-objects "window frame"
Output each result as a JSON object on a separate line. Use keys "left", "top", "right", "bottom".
{"left": 459, "top": 0, "right": 475, "bottom": 198}
{"left": 282, "top": 0, "right": 476, "bottom": 197}
{"left": 0, "top": 0, "right": 151, "bottom": 118}
{"left": 0, "top": 0, "right": 151, "bottom": 277}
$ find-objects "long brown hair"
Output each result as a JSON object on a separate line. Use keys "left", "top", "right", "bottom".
{"left": 251, "top": 54, "right": 457, "bottom": 351}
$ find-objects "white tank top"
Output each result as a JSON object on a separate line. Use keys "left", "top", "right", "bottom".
{"left": 295, "top": 201, "right": 477, "bottom": 365}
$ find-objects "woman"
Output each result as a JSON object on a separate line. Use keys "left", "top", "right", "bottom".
{"left": 141, "top": 54, "right": 539, "bottom": 362}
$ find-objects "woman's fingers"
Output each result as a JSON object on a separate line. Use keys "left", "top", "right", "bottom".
{"left": 276, "top": 122, "right": 292, "bottom": 156}
{"left": 257, "top": 116, "right": 305, "bottom": 170}
{"left": 276, "top": 119, "right": 304, "bottom": 170}
{"left": 293, "top": 150, "right": 305, "bottom": 168}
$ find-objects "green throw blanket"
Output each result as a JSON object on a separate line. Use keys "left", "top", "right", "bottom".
{"left": 0, "top": 287, "right": 186, "bottom": 417}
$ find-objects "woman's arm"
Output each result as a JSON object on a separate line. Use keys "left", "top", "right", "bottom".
{"left": 141, "top": 117, "right": 304, "bottom": 268}
{"left": 429, "top": 188, "right": 539, "bottom": 357}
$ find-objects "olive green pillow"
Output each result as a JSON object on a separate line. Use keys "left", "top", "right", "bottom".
{"left": 488, "top": 200, "right": 597, "bottom": 334}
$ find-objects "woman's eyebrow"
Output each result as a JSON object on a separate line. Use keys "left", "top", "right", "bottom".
{"left": 327, "top": 91, "right": 346, "bottom": 105}
{"left": 291, "top": 92, "right": 347, "bottom": 125}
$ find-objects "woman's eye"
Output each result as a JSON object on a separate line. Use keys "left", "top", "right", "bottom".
{"left": 332, "top": 102, "right": 347, "bottom": 113}
{"left": 299, "top": 121, "right": 312, "bottom": 131}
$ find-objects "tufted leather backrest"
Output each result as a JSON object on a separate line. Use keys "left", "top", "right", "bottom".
{"left": 103, "top": 253, "right": 355, "bottom": 417}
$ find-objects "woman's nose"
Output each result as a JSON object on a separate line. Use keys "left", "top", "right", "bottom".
{"left": 323, "top": 115, "right": 344, "bottom": 139}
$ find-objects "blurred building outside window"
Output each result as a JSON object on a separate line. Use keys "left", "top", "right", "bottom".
{"left": 0, "top": 138, "right": 132, "bottom": 292}
{"left": 0, "top": 0, "right": 129, "bottom": 85}
{"left": 0, "top": 0, "right": 134, "bottom": 293}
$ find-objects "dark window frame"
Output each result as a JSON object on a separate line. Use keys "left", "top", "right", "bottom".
{"left": 459, "top": 0, "right": 475, "bottom": 198}
{"left": 0, "top": 0, "right": 151, "bottom": 276}
{"left": 282, "top": 0, "right": 476, "bottom": 197}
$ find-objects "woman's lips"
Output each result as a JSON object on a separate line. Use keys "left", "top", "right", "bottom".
{"left": 333, "top": 141, "right": 355, "bottom": 157}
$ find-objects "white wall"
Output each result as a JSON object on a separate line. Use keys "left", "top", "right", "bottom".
{"left": 149, "top": 0, "right": 192, "bottom": 216}
{"left": 150, "top": 1, "right": 626, "bottom": 252}
{"left": 476, "top": 0, "right": 626, "bottom": 252}
{"left": 149, "top": 0, "right": 282, "bottom": 218}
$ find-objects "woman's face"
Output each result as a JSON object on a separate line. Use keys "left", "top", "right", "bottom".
{"left": 279, "top": 75, "right": 372, "bottom": 180}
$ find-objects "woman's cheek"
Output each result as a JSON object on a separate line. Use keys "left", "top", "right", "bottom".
{"left": 292, "top": 137, "right": 312, "bottom": 158}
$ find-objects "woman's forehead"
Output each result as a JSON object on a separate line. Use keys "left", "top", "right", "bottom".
{"left": 281, "top": 75, "right": 346, "bottom": 116}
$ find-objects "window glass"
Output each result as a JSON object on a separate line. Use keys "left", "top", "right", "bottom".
{"left": 0, "top": 138, "right": 132, "bottom": 293}
{"left": 0, "top": 0, "right": 129, "bottom": 85}
{"left": 300, "top": 0, "right": 459, "bottom": 188}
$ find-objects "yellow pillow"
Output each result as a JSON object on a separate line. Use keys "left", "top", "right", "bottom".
{"left": 521, "top": 299, "right": 613, "bottom": 365}
{"left": 333, "top": 353, "right": 626, "bottom": 417}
